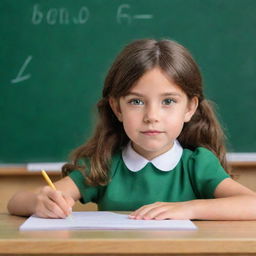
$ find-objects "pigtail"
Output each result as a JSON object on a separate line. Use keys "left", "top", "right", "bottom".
{"left": 178, "top": 99, "right": 230, "bottom": 173}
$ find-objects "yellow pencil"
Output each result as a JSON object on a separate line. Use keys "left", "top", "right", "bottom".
{"left": 41, "top": 169, "right": 56, "bottom": 190}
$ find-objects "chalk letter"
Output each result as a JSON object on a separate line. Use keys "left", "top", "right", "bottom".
{"left": 11, "top": 56, "right": 33, "bottom": 84}
{"left": 32, "top": 4, "right": 43, "bottom": 25}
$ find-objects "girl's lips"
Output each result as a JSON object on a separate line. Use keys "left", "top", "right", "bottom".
{"left": 141, "top": 130, "right": 164, "bottom": 136}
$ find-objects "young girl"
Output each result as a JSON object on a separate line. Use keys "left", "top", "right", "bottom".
{"left": 8, "top": 39, "right": 256, "bottom": 220}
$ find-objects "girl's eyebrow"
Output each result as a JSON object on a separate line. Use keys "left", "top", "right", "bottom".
{"left": 125, "top": 92, "right": 144, "bottom": 97}
{"left": 125, "top": 92, "right": 182, "bottom": 97}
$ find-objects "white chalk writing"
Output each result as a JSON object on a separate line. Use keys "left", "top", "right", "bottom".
{"left": 11, "top": 56, "right": 33, "bottom": 84}
{"left": 32, "top": 4, "right": 90, "bottom": 25}
{"left": 117, "top": 4, "right": 153, "bottom": 25}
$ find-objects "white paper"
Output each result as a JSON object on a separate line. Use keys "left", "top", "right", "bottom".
{"left": 19, "top": 211, "right": 197, "bottom": 231}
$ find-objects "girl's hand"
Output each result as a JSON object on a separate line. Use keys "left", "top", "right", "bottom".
{"left": 129, "top": 201, "right": 195, "bottom": 220}
{"left": 33, "top": 186, "right": 75, "bottom": 218}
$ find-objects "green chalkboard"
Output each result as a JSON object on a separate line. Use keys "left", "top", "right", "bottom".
{"left": 1, "top": 0, "right": 256, "bottom": 163}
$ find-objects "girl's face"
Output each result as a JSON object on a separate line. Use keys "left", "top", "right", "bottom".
{"left": 110, "top": 68, "right": 198, "bottom": 160}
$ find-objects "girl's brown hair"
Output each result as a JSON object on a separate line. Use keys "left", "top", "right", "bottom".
{"left": 62, "top": 39, "right": 229, "bottom": 186}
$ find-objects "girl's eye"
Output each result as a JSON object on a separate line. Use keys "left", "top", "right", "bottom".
{"left": 162, "top": 98, "right": 176, "bottom": 105}
{"left": 128, "top": 99, "right": 144, "bottom": 105}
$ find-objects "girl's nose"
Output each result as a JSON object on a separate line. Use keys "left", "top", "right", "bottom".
{"left": 143, "top": 105, "right": 159, "bottom": 123}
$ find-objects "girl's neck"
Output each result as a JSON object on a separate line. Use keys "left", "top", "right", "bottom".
{"left": 131, "top": 141, "right": 175, "bottom": 160}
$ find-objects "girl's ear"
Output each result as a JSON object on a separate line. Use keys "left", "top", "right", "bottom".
{"left": 184, "top": 97, "right": 198, "bottom": 123}
{"left": 109, "top": 97, "right": 123, "bottom": 122}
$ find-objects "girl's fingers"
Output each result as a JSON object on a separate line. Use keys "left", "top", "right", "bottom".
{"left": 129, "top": 205, "right": 150, "bottom": 218}
{"left": 130, "top": 205, "right": 154, "bottom": 218}
{"left": 130, "top": 202, "right": 193, "bottom": 220}
{"left": 44, "top": 199, "right": 67, "bottom": 218}
{"left": 153, "top": 208, "right": 188, "bottom": 220}
{"left": 42, "top": 207, "right": 61, "bottom": 219}
{"left": 130, "top": 202, "right": 164, "bottom": 219}
{"left": 48, "top": 190, "right": 71, "bottom": 216}
{"left": 63, "top": 194, "right": 75, "bottom": 208}
{"left": 154, "top": 211, "right": 176, "bottom": 220}
{"left": 35, "top": 200, "right": 64, "bottom": 219}
{"left": 140, "top": 206, "right": 168, "bottom": 220}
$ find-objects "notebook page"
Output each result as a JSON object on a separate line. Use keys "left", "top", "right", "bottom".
{"left": 19, "top": 211, "right": 197, "bottom": 231}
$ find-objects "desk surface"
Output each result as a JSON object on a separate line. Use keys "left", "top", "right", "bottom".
{"left": 1, "top": 213, "right": 256, "bottom": 256}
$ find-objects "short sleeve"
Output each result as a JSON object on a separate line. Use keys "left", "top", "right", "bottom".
{"left": 69, "top": 170, "right": 99, "bottom": 204}
{"left": 188, "top": 147, "right": 230, "bottom": 199}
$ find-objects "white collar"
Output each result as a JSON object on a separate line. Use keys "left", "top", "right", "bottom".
{"left": 122, "top": 140, "right": 183, "bottom": 172}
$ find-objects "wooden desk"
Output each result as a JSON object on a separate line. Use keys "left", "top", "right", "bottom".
{"left": 1, "top": 213, "right": 256, "bottom": 255}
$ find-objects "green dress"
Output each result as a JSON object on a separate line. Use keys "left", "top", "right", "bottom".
{"left": 69, "top": 147, "right": 229, "bottom": 211}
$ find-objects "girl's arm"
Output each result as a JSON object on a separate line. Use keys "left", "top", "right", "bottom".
{"left": 129, "top": 178, "right": 256, "bottom": 220}
{"left": 192, "top": 178, "right": 256, "bottom": 220}
{"left": 7, "top": 176, "right": 80, "bottom": 218}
